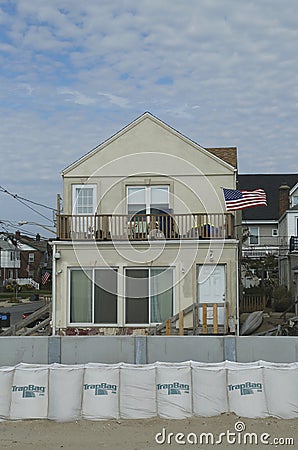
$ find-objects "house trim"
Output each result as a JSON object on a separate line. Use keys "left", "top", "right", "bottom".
{"left": 243, "top": 220, "right": 278, "bottom": 225}
{"left": 289, "top": 182, "right": 298, "bottom": 196}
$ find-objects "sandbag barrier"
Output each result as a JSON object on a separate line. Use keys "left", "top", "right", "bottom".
{"left": 0, "top": 361, "right": 297, "bottom": 421}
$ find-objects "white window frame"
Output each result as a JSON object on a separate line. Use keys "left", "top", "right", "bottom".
{"left": 292, "top": 195, "right": 298, "bottom": 207}
{"left": 248, "top": 226, "right": 259, "bottom": 245}
{"left": 72, "top": 184, "right": 97, "bottom": 215}
{"left": 28, "top": 253, "right": 35, "bottom": 263}
{"left": 68, "top": 267, "right": 118, "bottom": 326}
{"left": 124, "top": 266, "right": 174, "bottom": 326}
{"left": 272, "top": 228, "right": 279, "bottom": 237}
{"left": 127, "top": 185, "right": 170, "bottom": 215}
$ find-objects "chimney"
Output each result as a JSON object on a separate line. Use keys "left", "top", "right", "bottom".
{"left": 15, "top": 230, "right": 21, "bottom": 239}
{"left": 279, "top": 184, "right": 290, "bottom": 217}
{"left": 36, "top": 233, "right": 41, "bottom": 241}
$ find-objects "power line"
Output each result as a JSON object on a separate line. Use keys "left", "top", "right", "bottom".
{"left": 0, "top": 186, "right": 56, "bottom": 211}
{"left": 0, "top": 185, "right": 55, "bottom": 223}
{"left": 0, "top": 222, "right": 50, "bottom": 240}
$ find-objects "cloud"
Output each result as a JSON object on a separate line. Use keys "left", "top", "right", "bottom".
{"left": 58, "top": 89, "right": 96, "bottom": 105}
{"left": 0, "top": 0, "right": 297, "bottom": 224}
{"left": 97, "top": 92, "right": 129, "bottom": 108}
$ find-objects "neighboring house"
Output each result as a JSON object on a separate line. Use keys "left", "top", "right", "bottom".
{"left": 3, "top": 232, "right": 52, "bottom": 288}
{"left": 279, "top": 182, "right": 298, "bottom": 313}
{"left": 238, "top": 174, "right": 298, "bottom": 303}
{"left": 16, "top": 232, "right": 52, "bottom": 286}
{"left": 53, "top": 112, "right": 240, "bottom": 336}
{"left": 0, "top": 235, "right": 20, "bottom": 287}
{"left": 238, "top": 174, "right": 298, "bottom": 259}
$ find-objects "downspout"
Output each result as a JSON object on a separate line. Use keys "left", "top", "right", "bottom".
{"left": 235, "top": 167, "right": 240, "bottom": 336}
{"left": 236, "top": 249, "right": 239, "bottom": 336}
{"left": 52, "top": 242, "right": 56, "bottom": 336}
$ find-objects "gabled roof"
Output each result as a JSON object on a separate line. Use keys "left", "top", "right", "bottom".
{"left": 62, "top": 112, "right": 237, "bottom": 175}
{"left": 16, "top": 235, "right": 48, "bottom": 253}
{"left": 290, "top": 181, "right": 298, "bottom": 196}
{"left": 238, "top": 174, "right": 298, "bottom": 221}
{"left": 0, "top": 237, "right": 17, "bottom": 251}
{"left": 2, "top": 233, "right": 49, "bottom": 252}
{"left": 206, "top": 147, "right": 237, "bottom": 169}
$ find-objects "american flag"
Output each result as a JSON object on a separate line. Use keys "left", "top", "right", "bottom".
{"left": 223, "top": 188, "right": 267, "bottom": 211}
{"left": 41, "top": 272, "right": 51, "bottom": 285}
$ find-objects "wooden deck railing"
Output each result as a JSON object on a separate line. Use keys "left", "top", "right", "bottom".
{"left": 240, "top": 295, "right": 268, "bottom": 313}
{"left": 57, "top": 213, "right": 234, "bottom": 241}
{"left": 0, "top": 303, "right": 51, "bottom": 336}
{"left": 290, "top": 236, "right": 298, "bottom": 253}
{"left": 149, "top": 302, "right": 229, "bottom": 335}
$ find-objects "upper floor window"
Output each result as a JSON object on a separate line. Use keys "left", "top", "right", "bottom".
{"left": 127, "top": 186, "right": 170, "bottom": 215}
{"left": 272, "top": 228, "right": 278, "bottom": 237}
{"left": 248, "top": 226, "right": 259, "bottom": 245}
{"left": 9, "top": 251, "right": 20, "bottom": 261}
{"left": 72, "top": 184, "right": 97, "bottom": 215}
{"left": 28, "top": 253, "right": 35, "bottom": 263}
{"left": 292, "top": 195, "right": 298, "bottom": 207}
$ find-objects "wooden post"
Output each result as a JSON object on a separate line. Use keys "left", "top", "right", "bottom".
{"left": 192, "top": 303, "right": 198, "bottom": 335}
{"left": 102, "top": 215, "right": 109, "bottom": 240}
{"left": 179, "top": 310, "right": 184, "bottom": 336}
{"left": 56, "top": 194, "right": 61, "bottom": 238}
{"left": 262, "top": 294, "right": 266, "bottom": 310}
{"left": 213, "top": 304, "right": 218, "bottom": 334}
{"left": 166, "top": 319, "right": 171, "bottom": 335}
{"left": 202, "top": 304, "right": 208, "bottom": 334}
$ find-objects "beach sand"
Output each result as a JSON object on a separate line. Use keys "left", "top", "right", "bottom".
{"left": 0, "top": 414, "right": 297, "bottom": 450}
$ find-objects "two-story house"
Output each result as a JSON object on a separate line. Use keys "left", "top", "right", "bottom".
{"left": 53, "top": 113, "right": 240, "bottom": 335}
{"left": 0, "top": 234, "right": 20, "bottom": 287}
{"left": 238, "top": 175, "right": 298, "bottom": 293}
{"left": 0, "top": 232, "right": 52, "bottom": 290}
{"left": 14, "top": 232, "right": 52, "bottom": 285}
{"left": 238, "top": 174, "right": 298, "bottom": 259}
{"left": 279, "top": 182, "right": 298, "bottom": 313}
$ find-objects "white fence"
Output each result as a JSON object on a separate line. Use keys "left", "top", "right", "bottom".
{"left": 1, "top": 361, "right": 298, "bottom": 421}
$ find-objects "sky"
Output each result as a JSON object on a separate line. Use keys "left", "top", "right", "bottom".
{"left": 0, "top": 0, "right": 297, "bottom": 237}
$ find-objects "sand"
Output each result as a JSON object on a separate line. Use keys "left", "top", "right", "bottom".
{"left": 0, "top": 414, "right": 297, "bottom": 450}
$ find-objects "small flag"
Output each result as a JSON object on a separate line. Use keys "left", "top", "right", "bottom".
{"left": 223, "top": 188, "right": 267, "bottom": 211}
{"left": 42, "top": 272, "right": 51, "bottom": 285}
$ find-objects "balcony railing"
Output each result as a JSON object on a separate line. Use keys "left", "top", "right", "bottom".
{"left": 242, "top": 245, "right": 279, "bottom": 258}
{"left": 289, "top": 236, "right": 298, "bottom": 253}
{"left": 57, "top": 213, "right": 235, "bottom": 241}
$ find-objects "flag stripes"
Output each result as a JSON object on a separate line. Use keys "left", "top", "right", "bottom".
{"left": 223, "top": 188, "right": 267, "bottom": 211}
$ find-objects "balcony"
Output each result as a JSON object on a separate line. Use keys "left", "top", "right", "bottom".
{"left": 242, "top": 245, "right": 279, "bottom": 258}
{"left": 289, "top": 236, "right": 298, "bottom": 253}
{"left": 56, "top": 213, "right": 235, "bottom": 241}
